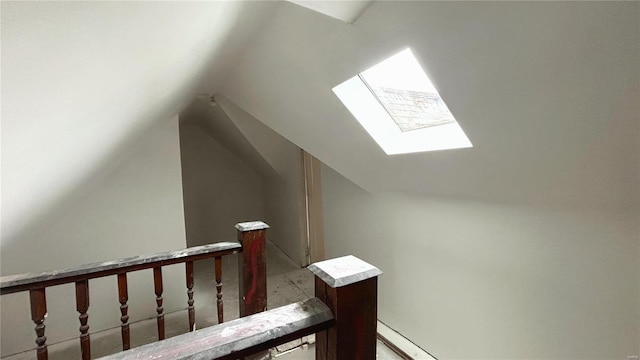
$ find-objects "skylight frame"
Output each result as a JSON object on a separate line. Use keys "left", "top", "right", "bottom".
{"left": 332, "top": 48, "right": 472, "bottom": 155}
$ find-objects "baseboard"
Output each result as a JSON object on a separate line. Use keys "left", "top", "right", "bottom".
{"left": 377, "top": 321, "right": 437, "bottom": 360}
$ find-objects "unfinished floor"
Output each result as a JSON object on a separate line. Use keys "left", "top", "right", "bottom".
{"left": 3, "top": 241, "right": 402, "bottom": 359}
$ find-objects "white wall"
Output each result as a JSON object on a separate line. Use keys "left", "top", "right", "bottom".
{"left": 0, "top": 1, "right": 266, "bottom": 243}
{"left": 219, "top": 2, "right": 639, "bottom": 357}
{"left": 217, "top": 97, "right": 307, "bottom": 267}
{"left": 0, "top": 117, "right": 187, "bottom": 356}
{"left": 0, "top": 0, "right": 290, "bottom": 356}
{"left": 179, "top": 99, "right": 306, "bottom": 266}
{"left": 0, "top": 2, "right": 276, "bottom": 354}
{"left": 263, "top": 170, "right": 307, "bottom": 267}
{"left": 322, "top": 165, "right": 639, "bottom": 359}
{"left": 179, "top": 124, "right": 265, "bottom": 246}
{"left": 1, "top": 3, "right": 214, "bottom": 354}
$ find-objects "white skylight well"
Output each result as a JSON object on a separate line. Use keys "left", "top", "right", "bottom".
{"left": 333, "top": 48, "right": 472, "bottom": 155}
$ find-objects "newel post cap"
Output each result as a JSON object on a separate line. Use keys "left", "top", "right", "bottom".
{"left": 308, "top": 255, "right": 382, "bottom": 288}
{"left": 235, "top": 221, "right": 270, "bottom": 232}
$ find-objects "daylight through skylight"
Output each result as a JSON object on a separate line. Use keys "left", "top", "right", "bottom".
{"left": 360, "top": 49, "right": 455, "bottom": 132}
{"left": 333, "top": 48, "right": 472, "bottom": 155}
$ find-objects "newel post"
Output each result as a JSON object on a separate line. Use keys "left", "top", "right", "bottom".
{"left": 309, "top": 255, "right": 383, "bottom": 360}
{"left": 236, "top": 221, "right": 269, "bottom": 317}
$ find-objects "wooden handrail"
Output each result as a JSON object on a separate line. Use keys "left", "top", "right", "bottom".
{"left": 0, "top": 221, "right": 271, "bottom": 360}
{"left": 1, "top": 223, "right": 382, "bottom": 360}
{"left": 96, "top": 255, "right": 382, "bottom": 360}
{"left": 0, "top": 242, "right": 241, "bottom": 295}
{"left": 1, "top": 241, "right": 244, "bottom": 360}
{"left": 97, "top": 297, "right": 335, "bottom": 360}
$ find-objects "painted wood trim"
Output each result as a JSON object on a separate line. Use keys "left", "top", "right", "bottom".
{"left": 308, "top": 255, "right": 382, "bottom": 288}
{"left": 303, "top": 150, "right": 326, "bottom": 264}
{"left": 1, "top": 242, "right": 241, "bottom": 294}
{"left": 235, "top": 221, "right": 270, "bottom": 232}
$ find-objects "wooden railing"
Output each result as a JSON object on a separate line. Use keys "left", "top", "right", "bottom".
{"left": 0, "top": 221, "right": 270, "bottom": 360}
{"left": 99, "top": 255, "right": 382, "bottom": 360}
{"left": 1, "top": 221, "right": 383, "bottom": 359}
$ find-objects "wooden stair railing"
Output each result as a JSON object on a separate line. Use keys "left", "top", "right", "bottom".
{"left": 98, "top": 255, "right": 382, "bottom": 360}
{"left": 0, "top": 221, "right": 270, "bottom": 360}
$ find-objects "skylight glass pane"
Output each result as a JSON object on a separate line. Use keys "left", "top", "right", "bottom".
{"left": 332, "top": 47, "right": 472, "bottom": 155}
{"left": 360, "top": 49, "right": 455, "bottom": 132}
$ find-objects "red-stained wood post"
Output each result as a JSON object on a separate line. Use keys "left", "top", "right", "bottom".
{"left": 309, "top": 255, "right": 383, "bottom": 360}
{"left": 236, "top": 221, "right": 269, "bottom": 317}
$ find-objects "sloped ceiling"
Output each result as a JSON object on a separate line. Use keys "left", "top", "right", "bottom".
{"left": 1, "top": 1, "right": 278, "bottom": 241}
{"left": 288, "top": 0, "right": 372, "bottom": 23}
{"left": 221, "top": 1, "right": 639, "bottom": 211}
{"left": 2, "top": 1, "right": 637, "bottom": 242}
{"left": 180, "top": 99, "right": 279, "bottom": 181}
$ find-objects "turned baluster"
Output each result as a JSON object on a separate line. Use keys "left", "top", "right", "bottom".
{"left": 29, "top": 288, "right": 48, "bottom": 360}
{"left": 153, "top": 266, "right": 165, "bottom": 340}
{"left": 117, "top": 273, "right": 130, "bottom": 350}
{"left": 214, "top": 256, "right": 223, "bottom": 323}
{"left": 185, "top": 261, "right": 195, "bottom": 331}
{"left": 75, "top": 280, "right": 91, "bottom": 360}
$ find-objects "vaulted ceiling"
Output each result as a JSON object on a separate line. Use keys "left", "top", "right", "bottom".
{"left": 218, "top": 1, "right": 639, "bottom": 211}
{"left": 1, "top": 1, "right": 278, "bottom": 239}
{"left": 2, "top": 1, "right": 638, "bottom": 241}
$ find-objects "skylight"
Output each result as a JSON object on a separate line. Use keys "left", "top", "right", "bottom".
{"left": 333, "top": 48, "right": 472, "bottom": 155}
